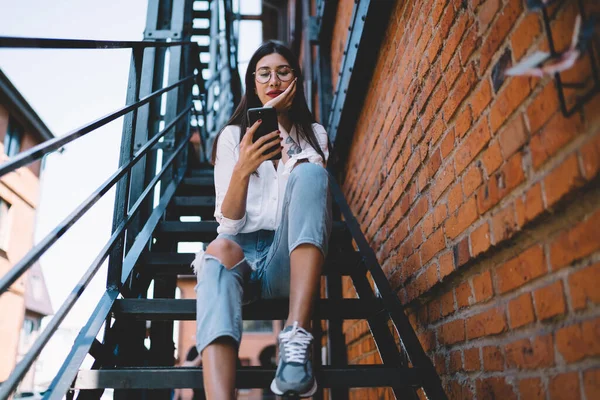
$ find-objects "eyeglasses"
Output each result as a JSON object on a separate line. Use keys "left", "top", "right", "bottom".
{"left": 253, "top": 66, "right": 295, "bottom": 84}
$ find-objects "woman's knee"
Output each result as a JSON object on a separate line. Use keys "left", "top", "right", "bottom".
{"left": 290, "top": 162, "right": 328, "bottom": 184}
{"left": 205, "top": 238, "right": 245, "bottom": 269}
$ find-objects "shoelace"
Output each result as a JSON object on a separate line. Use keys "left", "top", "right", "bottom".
{"left": 279, "top": 321, "right": 313, "bottom": 363}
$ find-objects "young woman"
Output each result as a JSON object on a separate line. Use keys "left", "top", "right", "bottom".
{"left": 192, "top": 41, "right": 332, "bottom": 399}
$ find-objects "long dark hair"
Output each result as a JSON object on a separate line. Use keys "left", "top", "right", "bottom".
{"left": 210, "top": 41, "right": 327, "bottom": 164}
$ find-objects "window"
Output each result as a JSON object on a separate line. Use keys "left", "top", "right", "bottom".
{"left": 0, "top": 198, "right": 12, "bottom": 251}
{"left": 5, "top": 116, "right": 23, "bottom": 157}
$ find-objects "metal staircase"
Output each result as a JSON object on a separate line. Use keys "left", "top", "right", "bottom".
{"left": 0, "top": 0, "right": 448, "bottom": 399}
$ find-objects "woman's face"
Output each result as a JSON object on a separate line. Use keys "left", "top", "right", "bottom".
{"left": 254, "top": 52, "right": 295, "bottom": 106}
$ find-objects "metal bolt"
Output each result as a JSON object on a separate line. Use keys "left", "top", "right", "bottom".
{"left": 349, "top": 67, "right": 353, "bottom": 72}
{"left": 362, "top": 16, "right": 366, "bottom": 21}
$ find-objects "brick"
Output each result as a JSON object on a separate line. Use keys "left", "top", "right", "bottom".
{"left": 466, "top": 307, "right": 507, "bottom": 339}
{"left": 441, "top": 13, "right": 472, "bottom": 69}
{"left": 476, "top": 377, "right": 517, "bottom": 400}
{"left": 581, "top": 133, "right": 600, "bottom": 180}
{"left": 471, "top": 80, "right": 493, "bottom": 117}
{"left": 495, "top": 245, "right": 546, "bottom": 294}
{"left": 477, "top": 0, "right": 501, "bottom": 33}
{"left": 447, "top": 380, "right": 474, "bottom": 400}
{"left": 482, "top": 346, "right": 504, "bottom": 371}
{"left": 441, "top": 290, "right": 455, "bottom": 317}
{"left": 508, "top": 293, "right": 535, "bottom": 329}
{"left": 463, "top": 347, "right": 480, "bottom": 372}
{"left": 443, "top": 63, "right": 477, "bottom": 122}
{"left": 470, "top": 221, "right": 491, "bottom": 256}
{"left": 453, "top": 236, "right": 471, "bottom": 268}
{"left": 498, "top": 115, "right": 528, "bottom": 159}
{"left": 431, "top": 162, "right": 455, "bottom": 203}
{"left": 473, "top": 270, "right": 493, "bottom": 303}
{"left": 527, "top": 82, "right": 560, "bottom": 134}
{"left": 448, "top": 350, "right": 462, "bottom": 373}
{"left": 438, "top": 319, "right": 465, "bottom": 345}
{"left": 434, "top": 353, "right": 446, "bottom": 375}
{"left": 583, "top": 368, "right": 600, "bottom": 399}
{"left": 481, "top": 140, "right": 503, "bottom": 175}
{"left": 421, "top": 228, "right": 445, "bottom": 264}
{"left": 446, "top": 182, "right": 464, "bottom": 214}
{"left": 479, "top": 0, "right": 523, "bottom": 73}
{"left": 530, "top": 111, "right": 584, "bottom": 169}
{"left": 440, "top": 128, "right": 456, "bottom": 159}
{"left": 511, "top": 12, "right": 542, "bottom": 60}
{"left": 422, "top": 214, "right": 435, "bottom": 238}
{"left": 533, "top": 281, "right": 566, "bottom": 321}
{"left": 439, "top": 251, "right": 455, "bottom": 279}
{"left": 459, "top": 25, "right": 481, "bottom": 65}
{"left": 433, "top": 203, "right": 449, "bottom": 227}
{"left": 454, "top": 106, "right": 473, "bottom": 139}
{"left": 543, "top": 153, "right": 585, "bottom": 207}
{"left": 455, "top": 117, "right": 491, "bottom": 174}
{"left": 491, "top": 203, "right": 518, "bottom": 244}
{"left": 505, "top": 335, "right": 554, "bottom": 369}
{"left": 409, "top": 196, "right": 429, "bottom": 228}
{"left": 515, "top": 183, "right": 544, "bottom": 227}
{"left": 418, "top": 330, "right": 435, "bottom": 353}
{"left": 429, "top": 298, "right": 442, "bottom": 323}
{"left": 569, "top": 262, "right": 600, "bottom": 310}
{"left": 463, "top": 164, "right": 483, "bottom": 197}
{"left": 445, "top": 196, "right": 478, "bottom": 239}
{"left": 519, "top": 378, "right": 546, "bottom": 400}
{"left": 455, "top": 281, "right": 472, "bottom": 309}
{"left": 550, "top": 208, "right": 600, "bottom": 270}
{"left": 549, "top": 372, "right": 581, "bottom": 400}
{"left": 444, "top": 53, "right": 462, "bottom": 90}
{"left": 556, "top": 319, "right": 600, "bottom": 363}
{"left": 490, "top": 77, "right": 532, "bottom": 133}
{"left": 477, "top": 151, "right": 525, "bottom": 214}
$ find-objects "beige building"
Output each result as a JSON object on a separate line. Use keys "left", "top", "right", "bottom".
{"left": 0, "top": 68, "right": 53, "bottom": 392}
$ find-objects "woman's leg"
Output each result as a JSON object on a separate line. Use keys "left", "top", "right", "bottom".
{"left": 260, "top": 162, "right": 332, "bottom": 396}
{"left": 195, "top": 238, "right": 248, "bottom": 400}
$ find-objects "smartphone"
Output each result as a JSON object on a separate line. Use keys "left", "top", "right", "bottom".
{"left": 247, "top": 106, "right": 282, "bottom": 160}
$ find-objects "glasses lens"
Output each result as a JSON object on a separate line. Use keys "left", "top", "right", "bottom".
{"left": 277, "top": 68, "right": 293, "bottom": 81}
{"left": 256, "top": 69, "right": 271, "bottom": 84}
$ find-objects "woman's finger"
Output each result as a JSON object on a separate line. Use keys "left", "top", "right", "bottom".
{"left": 251, "top": 130, "right": 280, "bottom": 149}
{"left": 243, "top": 120, "right": 262, "bottom": 144}
{"left": 260, "top": 143, "right": 283, "bottom": 162}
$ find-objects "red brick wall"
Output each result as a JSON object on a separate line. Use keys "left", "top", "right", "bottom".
{"left": 325, "top": 0, "right": 600, "bottom": 398}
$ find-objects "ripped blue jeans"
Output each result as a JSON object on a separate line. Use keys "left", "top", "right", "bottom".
{"left": 194, "top": 163, "right": 333, "bottom": 354}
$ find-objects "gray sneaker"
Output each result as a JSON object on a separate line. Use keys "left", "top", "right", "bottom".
{"left": 270, "top": 321, "right": 317, "bottom": 397}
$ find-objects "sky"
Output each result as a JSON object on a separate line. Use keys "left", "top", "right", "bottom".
{"left": 0, "top": 0, "right": 262, "bottom": 392}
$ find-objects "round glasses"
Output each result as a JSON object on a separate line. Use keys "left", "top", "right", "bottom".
{"left": 253, "top": 67, "right": 295, "bottom": 84}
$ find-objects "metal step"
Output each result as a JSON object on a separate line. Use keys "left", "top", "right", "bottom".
{"left": 112, "top": 298, "right": 384, "bottom": 320}
{"left": 175, "top": 177, "right": 215, "bottom": 196}
{"left": 192, "top": 10, "right": 210, "bottom": 19}
{"left": 139, "top": 251, "right": 366, "bottom": 276}
{"left": 74, "top": 366, "right": 425, "bottom": 390}
{"left": 192, "top": 28, "right": 211, "bottom": 36}
{"left": 155, "top": 220, "right": 350, "bottom": 242}
{"left": 188, "top": 167, "right": 214, "bottom": 177}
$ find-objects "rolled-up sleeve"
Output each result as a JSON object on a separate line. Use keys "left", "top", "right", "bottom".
{"left": 214, "top": 126, "right": 246, "bottom": 234}
{"left": 283, "top": 123, "right": 330, "bottom": 176}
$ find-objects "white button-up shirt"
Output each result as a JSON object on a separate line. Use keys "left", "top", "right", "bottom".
{"left": 213, "top": 122, "right": 329, "bottom": 235}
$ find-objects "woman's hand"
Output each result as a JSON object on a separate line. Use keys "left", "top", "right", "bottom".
{"left": 264, "top": 78, "right": 297, "bottom": 112}
{"left": 234, "top": 120, "right": 282, "bottom": 178}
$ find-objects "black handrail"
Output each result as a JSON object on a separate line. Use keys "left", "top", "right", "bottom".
{"left": 0, "top": 107, "right": 191, "bottom": 294}
{"left": 0, "top": 36, "right": 195, "bottom": 49}
{"left": 0, "top": 116, "right": 195, "bottom": 400}
{"left": 0, "top": 74, "right": 196, "bottom": 177}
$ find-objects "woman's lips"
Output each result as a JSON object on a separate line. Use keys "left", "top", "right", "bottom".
{"left": 267, "top": 92, "right": 282, "bottom": 98}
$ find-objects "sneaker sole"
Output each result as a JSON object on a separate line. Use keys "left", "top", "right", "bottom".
{"left": 270, "top": 378, "right": 318, "bottom": 398}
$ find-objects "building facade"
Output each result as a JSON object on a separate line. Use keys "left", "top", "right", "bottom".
{"left": 289, "top": 0, "right": 600, "bottom": 398}
{"left": 0, "top": 68, "right": 54, "bottom": 393}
